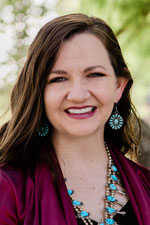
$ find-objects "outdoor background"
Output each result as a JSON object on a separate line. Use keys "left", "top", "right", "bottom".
{"left": 0, "top": 0, "right": 150, "bottom": 167}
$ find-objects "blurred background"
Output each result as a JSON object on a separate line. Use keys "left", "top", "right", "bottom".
{"left": 0, "top": 0, "right": 150, "bottom": 167}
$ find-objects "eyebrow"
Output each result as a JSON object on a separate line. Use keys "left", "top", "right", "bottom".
{"left": 50, "top": 65, "right": 107, "bottom": 74}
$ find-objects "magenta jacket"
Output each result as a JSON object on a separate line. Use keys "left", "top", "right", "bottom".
{"left": 0, "top": 145, "right": 150, "bottom": 225}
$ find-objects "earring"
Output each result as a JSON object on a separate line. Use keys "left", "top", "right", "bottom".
{"left": 109, "top": 104, "right": 123, "bottom": 130}
{"left": 38, "top": 123, "right": 49, "bottom": 137}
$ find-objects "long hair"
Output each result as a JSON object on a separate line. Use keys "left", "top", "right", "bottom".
{"left": 0, "top": 13, "right": 140, "bottom": 172}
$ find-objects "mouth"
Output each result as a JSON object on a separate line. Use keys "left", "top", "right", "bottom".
{"left": 65, "top": 106, "right": 97, "bottom": 115}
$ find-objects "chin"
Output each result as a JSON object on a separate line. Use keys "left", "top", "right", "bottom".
{"left": 64, "top": 127, "right": 101, "bottom": 139}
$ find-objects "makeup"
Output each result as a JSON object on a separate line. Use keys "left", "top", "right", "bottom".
{"left": 65, "top": 106, "right": 97, "bottom": 119}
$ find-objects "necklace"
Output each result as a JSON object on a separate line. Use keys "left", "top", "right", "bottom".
{"left": 65, "top": 143, "right": 127, "bottom": 225}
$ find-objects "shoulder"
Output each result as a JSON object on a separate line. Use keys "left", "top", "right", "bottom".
{"left": 0, "top": 163, "right": 49, "bottom": 194}
{"left": 0, "top": 164, "right": 37, "bottom": 223}
{"left": 0, "top": 166, "right": 22, "bottom": 223}
{"left": 0, "top": 166, "right": 16, "bottom": 195}
{"left": 121, "top": 150, "right": 150, "bottom": 178}
{"left": 0, "top": 163, "right": 54, "bottom": 224}
{"left": 0, "top": 165, "right": 30, "bottom": 189}
{"left": 109, "top": 143, "right": 150, "bottom": 182}
{"left": 0, "top": 165, "right": 30, "bottom": 200}
{"left": 0, "top": 162, "right": 54, "bottom": 202}
{"left": 0, "top": 165, "right": 23, "bottom": 193}
{"left": 0, "top": 162, "right": 53, "bottom": 187}
{"left": 126, "top": 158, "right": 150, "bottom": 184}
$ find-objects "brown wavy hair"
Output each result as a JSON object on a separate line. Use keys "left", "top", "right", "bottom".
{"left": 0, "top": 13, "right": 140, "bottom": 172}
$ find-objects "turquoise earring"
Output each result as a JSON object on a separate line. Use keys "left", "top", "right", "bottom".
{"left": 38, "top": 123, "right": 49, "bottom": 137}
{"left": 109, "top": 104, "right": 123, "bottom": 130}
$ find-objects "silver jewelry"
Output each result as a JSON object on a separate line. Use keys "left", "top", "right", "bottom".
{"left": 109, "top": 104, "right": 123, "bottom": 130}
{"left": 65, "top": 143, "right": 126, "bottom": 225}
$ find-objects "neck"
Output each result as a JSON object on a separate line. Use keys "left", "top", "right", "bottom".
{"left": 52, "top": 132, "right": 108, "bottom": 174}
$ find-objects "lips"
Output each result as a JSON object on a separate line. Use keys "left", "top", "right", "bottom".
{"left": 64, "top": 106, "right": 97, "bottom": 119}
{"left": 65, "top": 106, "right": 96, "bottom": 114}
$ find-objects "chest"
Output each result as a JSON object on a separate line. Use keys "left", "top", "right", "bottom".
{"left": 65, "top": 171, "right": 128, "bottom": 222}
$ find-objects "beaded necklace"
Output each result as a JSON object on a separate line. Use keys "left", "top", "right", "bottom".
{"left": 65, "top": 143, "right": 127, "bottom": 225}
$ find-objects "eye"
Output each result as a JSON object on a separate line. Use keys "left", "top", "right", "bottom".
{"left": 49, "top": 77, "right": 67, "bottom": 83}
{"left": 88, "top": 72, "right": 105, "bottom": 78}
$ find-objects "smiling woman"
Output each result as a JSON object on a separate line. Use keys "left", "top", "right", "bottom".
{"left": 0, "top": 13, "right": 149, "bottom": 225}
{"left": 44, "top": 33, "right": 126, "bottom": 138}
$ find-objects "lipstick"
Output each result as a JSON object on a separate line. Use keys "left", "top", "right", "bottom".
{"left": 65, "top": 106, "right": 96, "bottom": 119}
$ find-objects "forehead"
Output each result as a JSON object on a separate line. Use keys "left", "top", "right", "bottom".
{"left": 53, "top": 33, "right": 114, "bottom": 74}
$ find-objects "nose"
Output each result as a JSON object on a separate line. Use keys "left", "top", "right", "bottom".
{"left": 67, "top": 80, "right": 90, "bottom": 103}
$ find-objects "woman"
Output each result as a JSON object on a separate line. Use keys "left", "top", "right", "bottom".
{"left": 0, "top": 13, "right": 149, "bottom": 225}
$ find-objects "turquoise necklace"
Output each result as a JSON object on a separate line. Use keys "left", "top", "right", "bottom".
{"left": 65, "top": 143, "right": 126, "bottom": 225}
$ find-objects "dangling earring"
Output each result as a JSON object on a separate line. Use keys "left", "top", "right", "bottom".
{"left": 38, "top": 123, "right": 49, "bottom": 137}
{"left": 109, "top": 104, "right": 123, "bottom": 130}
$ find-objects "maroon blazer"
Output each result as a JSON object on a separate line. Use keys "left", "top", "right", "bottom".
{"left": 0, "top": 145, "right": 150, "bottom": 225}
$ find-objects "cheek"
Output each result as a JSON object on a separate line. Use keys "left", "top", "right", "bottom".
{"left": 43, "top": 86, "right": 65, "bottom": 116}
{"left": 44, "top": 88, "right": 56, "bottom": 119}
{"left": 93, "top": 83, "right": 117, "bottom": 103}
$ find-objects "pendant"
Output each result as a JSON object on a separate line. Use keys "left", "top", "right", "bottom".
{"left": 72, "top": 200, "right": 82, "bottom": 206}
{"left": 105, "top": 218, "right": 115, "bottom": 224}
{"left": 80, "top": 211, "right": 89, "bottom": 217}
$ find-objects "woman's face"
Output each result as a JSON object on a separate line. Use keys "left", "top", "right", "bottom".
{"left": 44, "top": 33, "right": 127, "bottom": 138}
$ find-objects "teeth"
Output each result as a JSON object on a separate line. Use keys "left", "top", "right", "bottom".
{"left": 67, "top": 107, "right": 94, "bottom": 114}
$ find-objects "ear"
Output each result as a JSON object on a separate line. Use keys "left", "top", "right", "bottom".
{"left": 115, "top": 77, "right": 128, "bottom": 103}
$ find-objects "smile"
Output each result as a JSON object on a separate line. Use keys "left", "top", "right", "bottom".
{"left": 67, "top": 106, "right": 95, "bottom": 114}
{"left": 65, "top": 106, "right": 97, "bottom": 119}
